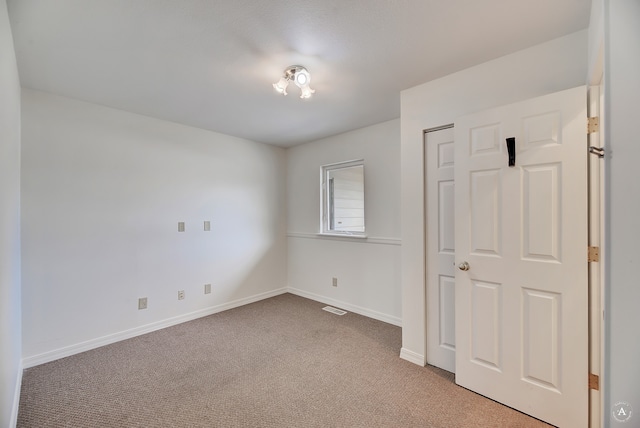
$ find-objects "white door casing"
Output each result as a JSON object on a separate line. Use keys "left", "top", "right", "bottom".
{"left": 588, "top": 84, "right": 604, "bottom": 428}
{"left": 454, "top": 86, "right": 588, "bottom": 427}
{"left": 425, "top": 126, "right": 456, "bottom": 373}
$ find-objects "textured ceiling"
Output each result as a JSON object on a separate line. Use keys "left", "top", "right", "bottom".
{"left": 7, "top": 0, "right": 591, "bottom": 147}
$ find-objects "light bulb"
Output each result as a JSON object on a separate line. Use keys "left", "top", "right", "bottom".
{"left": 299, "top": 86, "right": 315, "bottom": 99}
{"left": 295, "top": 72, "right": 308, "bottom": 86}
{"left": 293, "top": 69, "right": 310, "bottom": 88}
{"left": 272, "top": 77, "right": 289, "bottom": 95}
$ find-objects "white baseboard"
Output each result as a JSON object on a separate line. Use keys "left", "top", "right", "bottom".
{"left": 22, "top": 288, "right": 288, "bottom": 368}
{"left": 287, "top": 287, "right": 402, "bottom": 327}
{"left": 10, "top": 360, "right": 23, "bottom": 428}
{"left": 21, "top": 287, "right": 402, "bottom": 369}
{"left": 400, "top": 347, "right": 426, "bottom": 366}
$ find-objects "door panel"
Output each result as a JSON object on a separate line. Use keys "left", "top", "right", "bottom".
{"left": 470, "top": 169, "right": 502, "bottom": 256}
{"left": 425, "top": 126, "right": 456, "bottom": 372}
{"left": 438, "top": 181, "right": 455, "bottom": 254}
{"left": 522, "top": 288, "right": 561, "bottom": 391}
{"left": 438, "top": 275, "right": 455, "bottom": 351}
{"left": 454, "top": 86, "right": 588, "bottom": 428}
{"left": 522, "top": 164, "right": 561, "bottom": 261}
{"left": 470, "top": 280, "right": 502, "bottom": 370}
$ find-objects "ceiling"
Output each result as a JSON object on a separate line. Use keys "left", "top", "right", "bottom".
{"left": 7, "top": 0, "right": 591, "bottom": 147}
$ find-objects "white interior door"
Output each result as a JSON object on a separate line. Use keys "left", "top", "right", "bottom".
{"left": 425, "top": 126, "right": 456, "bottom": 372}
{"left": 454, "top": 86, "right": 588, "bottom": 427}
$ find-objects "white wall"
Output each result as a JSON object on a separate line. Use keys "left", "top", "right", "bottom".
{"left": 21, "top": 89, "right": 287, "bottom": 365}
{"left": 287, "top": 119, "right": 401, "bottom": 325}
{"left": 0, "top": 0, "right": 22, "bottom": 425}
{"left": 604, "top": 0, "right": 640, "bottom": 423}
{"left": 399, "top": 30, "right": 588, "bottom": 364}
{"left": 588, "top": 0, "right": 604, "bottom": 84}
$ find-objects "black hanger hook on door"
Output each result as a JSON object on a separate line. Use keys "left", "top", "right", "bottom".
{"left": 506, "top": 137, "right": 516, "bottom": 167}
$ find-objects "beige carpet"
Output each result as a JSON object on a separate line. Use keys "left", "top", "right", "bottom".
{"left": 18, "top": 293, "right": 552, "bottom": 427}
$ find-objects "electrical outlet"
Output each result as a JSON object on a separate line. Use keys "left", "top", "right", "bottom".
{"left": 138, "top": 297, "right": 148, "bottom": 310}
{"left": 332, "top": 277, "right": 338, "bottom": 287}
{"left": 178, "top": 290, "right": 185, "bottom": 300}
{"left": 204, "top": 283, "right": 211, "bottom": 294}
{"left": 178, "top": 222, "right": 185, "bottom": 232}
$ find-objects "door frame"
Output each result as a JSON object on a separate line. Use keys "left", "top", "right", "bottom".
{"left": 587, "top": 84, "right": 605, "bottom": 428}
{"left": 587, "top": 34, "right": 605, "bottom": 428}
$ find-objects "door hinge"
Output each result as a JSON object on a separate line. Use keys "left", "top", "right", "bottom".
{"left": 589, "top": 373, "right": 600, "bottom": 391}
{"left": 587, "top": 117, "right": 600, "bottom": 134}
{"left": 588, "top": 246, "right": 600, "bottom": 262}
{"left": 589, "top": 146, "right": 605, "bottom": 158}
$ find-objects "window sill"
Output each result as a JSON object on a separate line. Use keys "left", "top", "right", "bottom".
{"left": 316, "top": 232, "right": 368, "bottom": 240}
{"left": 287, "top": 232, "right": 400, "bottom": 246}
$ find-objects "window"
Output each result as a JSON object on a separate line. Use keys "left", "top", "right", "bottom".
{"left": 321, "top": 160, "right": 365, "bottom": 236}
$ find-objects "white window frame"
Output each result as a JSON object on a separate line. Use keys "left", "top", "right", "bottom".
{"left": 320, "top": 159, "right": 366, "bottom": 237}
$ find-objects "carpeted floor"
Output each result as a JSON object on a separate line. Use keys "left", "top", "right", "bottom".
{"left": 17, "top": 293, "right": 552, "bottom": 427}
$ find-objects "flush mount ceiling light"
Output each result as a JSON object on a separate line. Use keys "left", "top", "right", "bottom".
{"left": 273, "top": 65, "right": 315, "bottom": 99}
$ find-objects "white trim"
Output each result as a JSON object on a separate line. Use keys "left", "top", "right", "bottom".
{"left": 321, "top": 159, "right": 365, "bottom": 169}
{"left": 400, "top": 348, "right": 426, "bottom": 366}
{"left": 22, "top": 288, "right": 288, "bottom": 368}
{"left": 588, "top": 83, "right": 605, "bottom": 428}
{"left": 10, "top": 360, "right": 23, "bottom": 428}
{"left": 287, "top": 287, "right": 402, "bottom": 327}
{"left": 317, "top": 232, "right": 367, "bottom": 239}
{"left": 287, "top": 231, "right": 401, "bottom": 246}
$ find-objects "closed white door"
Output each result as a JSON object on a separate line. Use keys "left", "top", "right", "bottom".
{"left": 425, "top": 126, "right": 456, "bottom": 372}
{"left": 454, "top": 86, "right": 588, "bottom": 427}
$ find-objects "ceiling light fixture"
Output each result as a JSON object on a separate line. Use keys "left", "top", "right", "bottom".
{"left": 273, "top": 65, "right": 315, "bottom": 99}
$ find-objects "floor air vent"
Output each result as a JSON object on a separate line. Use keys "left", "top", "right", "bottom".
{"left": 322, "top": 306, "right": 347, "bottom": 316}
